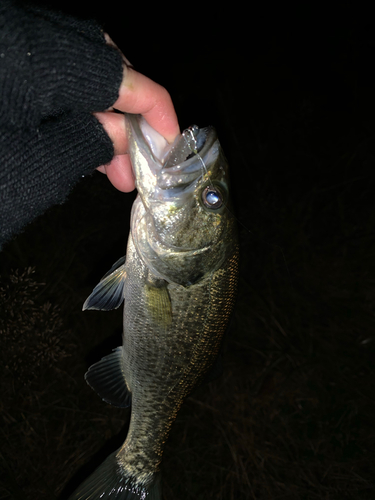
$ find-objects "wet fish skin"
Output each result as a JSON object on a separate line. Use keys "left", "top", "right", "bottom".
{"left": 69, "top": 114, "right": 239, "bottom": 500}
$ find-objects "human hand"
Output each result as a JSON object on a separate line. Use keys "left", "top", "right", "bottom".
{"left": 1, "top": 9, "right": 181, "bottom": 246}
{"left": 95, "top": 64, "right": 180, "bottom": 193}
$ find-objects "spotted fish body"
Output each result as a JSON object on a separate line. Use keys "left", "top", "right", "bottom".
{"left": 69, "top": 114, "right": 239, "bottom": 499}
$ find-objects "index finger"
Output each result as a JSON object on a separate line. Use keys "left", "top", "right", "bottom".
{"left": 112, "top": 66, "right": 180, "bottom": 144}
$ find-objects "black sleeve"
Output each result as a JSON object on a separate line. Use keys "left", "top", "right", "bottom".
{"left": 0, "top": 1, "right": 124, "bottom": 248}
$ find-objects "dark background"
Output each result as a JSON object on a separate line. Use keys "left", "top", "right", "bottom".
{"left": 1, "top": 1, "right": 375, "bottom": 499}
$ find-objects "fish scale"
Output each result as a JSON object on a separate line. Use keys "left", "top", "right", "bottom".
{"left": 121, "top": 255, "right": 239, "bottom": 485}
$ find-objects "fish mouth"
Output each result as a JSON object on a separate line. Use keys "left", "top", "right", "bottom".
{"left": 125, "top": 114, "right": 218, "bottom": 200}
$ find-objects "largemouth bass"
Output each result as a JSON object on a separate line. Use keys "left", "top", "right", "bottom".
{"left": 69, "top": 114, "right": 239, "bottom": 499}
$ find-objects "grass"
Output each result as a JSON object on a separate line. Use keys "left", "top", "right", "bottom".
{"left": 1, "top": 14, "right": 375, "bottom": 499}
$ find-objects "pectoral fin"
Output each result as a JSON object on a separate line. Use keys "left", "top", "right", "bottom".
{"left": 85, "top": 347, "right": 131, "bottom": 408}
{"left": 83, "top": 256, "right": 126, "bottom": 311}
{"left": 145, "top": 283, "right": 172, "bottom": 328}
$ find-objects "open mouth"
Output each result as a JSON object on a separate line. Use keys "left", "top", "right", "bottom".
{"left": 135, "top": 115, "right": 211, "bottom": 167}
{"left": 126, "top": 113, "right": 217, "bottom": 196}
{"left": 161, "top": 125, "right": 209, "bottom": 169}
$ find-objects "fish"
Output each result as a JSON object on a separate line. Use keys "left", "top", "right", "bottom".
{"left": 69, "top": 113, "right": 239, "bottom": 500}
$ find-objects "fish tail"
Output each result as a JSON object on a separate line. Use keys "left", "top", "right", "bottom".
{"left": 69, "top": 449, "right": 161, "bottom": 500}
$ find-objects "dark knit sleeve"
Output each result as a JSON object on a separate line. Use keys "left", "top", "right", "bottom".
{"left": 0, "top": 112, "right": 115, "bottom": 246}
{"left": 0, "top": 1, "right": 123, "bottom": 127}
{"left": 0, "top": 1, "right": 124, "bottom": 248}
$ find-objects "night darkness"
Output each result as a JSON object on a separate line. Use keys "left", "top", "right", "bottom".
{"left": 1, "top": 1, "right": 375, "bottom": 499}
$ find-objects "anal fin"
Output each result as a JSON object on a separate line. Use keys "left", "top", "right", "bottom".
{"left": 85, "top": 347, "right": 131, "bottom": 408}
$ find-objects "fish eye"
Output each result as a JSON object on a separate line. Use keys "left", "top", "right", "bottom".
{"left": 201, "top": 186, "right": 223, "bottom": 209}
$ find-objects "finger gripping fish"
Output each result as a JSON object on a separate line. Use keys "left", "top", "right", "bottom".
{"left": 69, "top": 114, "right": 239, "bottom": 499}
